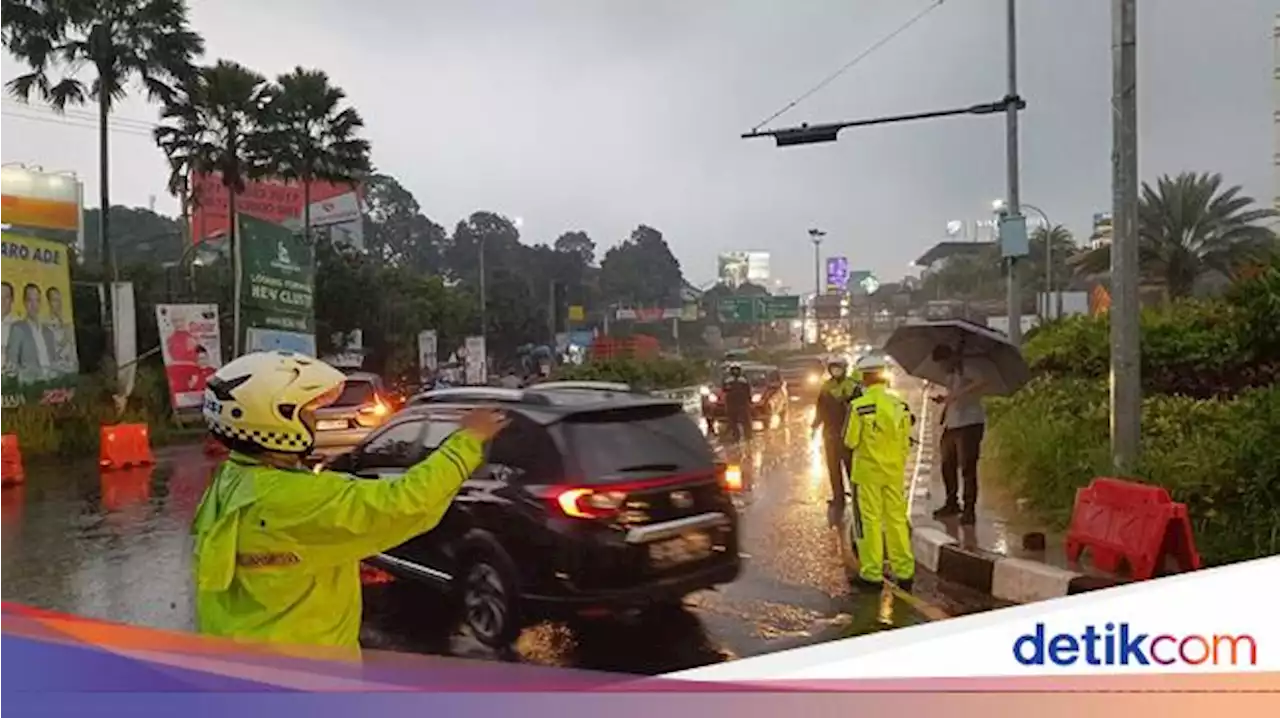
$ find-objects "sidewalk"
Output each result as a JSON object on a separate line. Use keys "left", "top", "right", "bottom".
{"left": 903, "top": 382, "right": 1123, "bottom": 604}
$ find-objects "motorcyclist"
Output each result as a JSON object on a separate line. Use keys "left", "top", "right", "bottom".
{"left": 844, "top": 354, "right": 917, "bottom": 592}
{"left": 191, "top": 350, "right": 508, "bottom": 653}
{"left": 721, "top": 362, "right": 754, "bottom": 442}
{"left": 810, "top": 355, "right": 863, "bottom": 526}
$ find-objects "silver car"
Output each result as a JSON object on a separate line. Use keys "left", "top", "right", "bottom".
{"left": 310, "top": 372, "right": 393, "bottom": 458}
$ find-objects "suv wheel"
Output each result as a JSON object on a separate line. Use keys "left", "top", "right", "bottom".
{"left": 457, "top": 547, "right": 522, "bottom": 648}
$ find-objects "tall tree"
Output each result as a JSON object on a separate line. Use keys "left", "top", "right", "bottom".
{"left": 260, "top": 67, "right": 371, "bottom": 242}
{"left": 599, "top": 224, "right": 685, "bottom": 306}
{"left": 553, "top": 230, "right": 596, "bottom": 267}
{"left": 3, "top": 0, "right": 204, "bottom": 281}
{"left": 362, "top": 173, "right": 446, "bottom": 272}
{"left": 1075, "top": 172, "right": 1278, "bottom": 297}
{"left": 155, "top": 59, "right": 272, "bottom": 354}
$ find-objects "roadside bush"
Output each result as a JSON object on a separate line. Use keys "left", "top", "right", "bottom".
{"left": 984, "top": 377, "right": 1280, "bottom": 566}
{"left": 0, "top": 364, "right": 200, "bottom": 460}
{"left": 553, "top": 357, "right": 708, "bottom": 390}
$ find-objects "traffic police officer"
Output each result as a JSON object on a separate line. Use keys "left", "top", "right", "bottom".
{"left": 192, "top": 350, "right": 508, "bottom": 652}
{"left": 810, "top": 355, "right": 862, "bottom": 526}
{"left": 844, "top": 354, "right": 917, "bottom": 591}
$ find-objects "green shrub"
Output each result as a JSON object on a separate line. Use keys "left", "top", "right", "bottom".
{"left": 984, "top": 377, "right": 1280, "bottom": 566}
{"left": 554, "top": 357, "right": 709, "bottom": 390}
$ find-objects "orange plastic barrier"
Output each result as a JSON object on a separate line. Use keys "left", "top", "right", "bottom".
{"left": 99, "top": 423, "right": 156, "bottom": 470}
{"left": 2, "top": 434, "right": 24, "bottom": 486}
{"left": 1065, "top": 477, "right": 1201, "bottom": 580}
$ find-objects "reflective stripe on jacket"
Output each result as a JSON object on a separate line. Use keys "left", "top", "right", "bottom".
{"left": 191, "top": 429, "right": 484, "bottom": 652}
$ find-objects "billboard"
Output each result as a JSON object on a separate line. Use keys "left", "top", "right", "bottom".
{"left": 238, "top": 214, "right": 316, "bottom": 340}
{"left": 1, "top": 166, "right": 84, "bottom": 256}
{"left": 2, "top": 233, "right": 79, "bottom": 406}
{"left": 156, "top": 304, "right": 222, "bottom": 410}
{"left": 717, "top": 251, "right": 770, "bottom": 288}
{"left": 191, "top": 173, "right": 364, "bottom": 249}
{"left": 417, "top": 330, "right": 438, "bottom": 375}
{"left": 825, "top": 256, "right": 850, "bottom": 293}
{"left": 245, "top": 328, "right": 317, "bottom": 356}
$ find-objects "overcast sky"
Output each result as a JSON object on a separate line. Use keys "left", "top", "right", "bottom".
{"left": 3, "top": 0, "right": 1276, "bottom": 289}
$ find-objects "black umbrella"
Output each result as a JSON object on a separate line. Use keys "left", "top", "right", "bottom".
{"left": 883, "top": 319, "right": 1030, "bottom": 395}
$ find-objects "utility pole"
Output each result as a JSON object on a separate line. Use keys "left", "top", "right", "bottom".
{"left": 809, "top": 228, "right": 825, "bottom": 346}
{"left": 1111, "top": 0, "right": 1141, "bottom": 472}
{"left": 1002, "top": 0, "right": 1025, "bottom": 346}
{"left": 477, "top": 236, "right": 487, "bottom": 344}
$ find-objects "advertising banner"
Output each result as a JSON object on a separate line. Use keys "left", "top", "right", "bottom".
{"left": 238, "top": 214, "right": 315, "bottom": 343}
{"left": 463, "top": 336, "right": 487, "bottom": 385}
{"left": 156, "top": 304, "right": 222, "bottom": 410}
{"left": 417, "top": 330, "right": 438, "bottom": 375}
{"left": 325, "top": 329, "right": 363, "bottom": 369}
{"left": 245, "top": 328, "right": 317, "bottom": 357}
{"left": 825, "top": 256, "right": 850, "bottom": 293}
{"left": 1, "top": 233, "right": 79, "bottom": 406}
{"left": 112, "top": 282, "right": 137, "bottom": 407}
{"left": 192, "top": 174, "right": 363, "bottom": 249}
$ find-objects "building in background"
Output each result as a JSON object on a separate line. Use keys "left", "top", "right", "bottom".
{"left": 717, "top": 251, "right": 771, "bottom": 288}
{"left": 1087, "top": 212, "right": 1113, "bottom": 249}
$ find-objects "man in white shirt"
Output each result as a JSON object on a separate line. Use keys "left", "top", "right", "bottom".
{"left": 929, "top": 344, "right": 988, "bottom": 525}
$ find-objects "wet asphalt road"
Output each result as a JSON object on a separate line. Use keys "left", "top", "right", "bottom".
{"left": 0, "top": 380, "right": 997, "bottom": 675}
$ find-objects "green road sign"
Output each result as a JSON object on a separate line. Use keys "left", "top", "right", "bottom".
{"left": 717, "top": 295, "right": 801, "bottom": 323}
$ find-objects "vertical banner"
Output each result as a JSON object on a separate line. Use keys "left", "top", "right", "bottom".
{"left": 156, "top": 304, "right": 222, "bottom": 410}
{"left": 112, "top": 282, "right": 137, "bottom": 407}
{"left": 237, "top": 214, "right": 315, "bottom": 355}
{"left": 417, "top": 330, "right": 438, "bottom": 375}
{"left": 825, "top": 256, "right": 850, "bottom": 293}
{"left": 1, "top": 233, "right": 79, "bottom": 406}
{"left": 464, "top": 336, "right": 487, "bottom": 385}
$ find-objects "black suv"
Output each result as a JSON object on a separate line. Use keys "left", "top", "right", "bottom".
{"left": 326, "top": 386, "right": 743, "bottom": 647}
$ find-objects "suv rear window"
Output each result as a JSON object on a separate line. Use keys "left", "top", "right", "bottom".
{"left": 560, "top": 405, "right": 714, "bottom": 482}
{"left": 333, "top": 379, "right": 376, "bottom": 407}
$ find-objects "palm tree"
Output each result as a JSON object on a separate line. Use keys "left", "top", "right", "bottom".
{"left": 154, "top": 59, "right": 272, "bottom": 354}
{"left": 1075, "top": 172, "right": 1278, "bottom": 297}
{"left": 1028, "top": 224, "right": 1076, "bottom": 316}
{"left": 259, "top": 68, "right": 371, "bottom": 243}
{"left": 3, "top": 0, "right": 204, "bottom": 282}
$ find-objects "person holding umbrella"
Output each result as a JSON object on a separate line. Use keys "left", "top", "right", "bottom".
{"left": 929, "top": 344, "right": 988, "bottom": 525}
{"left": 881, "top": 319, "right": 1031, "bottom": 528}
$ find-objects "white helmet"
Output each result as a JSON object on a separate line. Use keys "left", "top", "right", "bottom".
{"left": 204, "top": 350, "right": 347, "bottom": 455}
{"left": 855, "top": 354, "right": 888, "bottom": 372}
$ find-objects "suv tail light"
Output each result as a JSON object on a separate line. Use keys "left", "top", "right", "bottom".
{"left": 530, "top": 472, "right": 718, "bottom": 520}
{"left": 355, "top": 396, "right": 391, "bottom": 426}
{"left": 556, "top": 487, "right": 627, "bottom": 519}
{"left": 718, "top": 462, "right": 743, "bottom": 492}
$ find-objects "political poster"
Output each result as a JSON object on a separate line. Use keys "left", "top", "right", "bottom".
{"left": 463, "top": 336, "right": 487, "bottom": 385}
{"left": 825, "top": 256, "right": 850, "bottom": 293}
{"left": 156, "top": 304, "right": 222, "bottom": 410}
{"left": 1, "top": 233, "right": 79, "bottom": 407}
{"left": 417, "top": 330, "right": 438, "bottom": 375}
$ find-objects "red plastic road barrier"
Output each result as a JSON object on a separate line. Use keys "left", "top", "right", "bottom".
{"left": 99, "top": 424, "right": 156, "bottom": 470}
{"left": 1, "top": 434, "right": 24, "bottom": 486}
{"left": 1065, "top": 477, "right": 1201, "bottom": 580}
{"left": 101, "top": 466, "right": 155, "bottom": 512}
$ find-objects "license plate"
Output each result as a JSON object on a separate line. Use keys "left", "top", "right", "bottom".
{"left": 316, "top": 419, "right": 348, "bottom": 431}
{"left": 648, "top": 531, "right": 713, "bottom": 569}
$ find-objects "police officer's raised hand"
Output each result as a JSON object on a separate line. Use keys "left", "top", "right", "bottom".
{"left": 459, "top": 408, "right": 510, "bottom": 442}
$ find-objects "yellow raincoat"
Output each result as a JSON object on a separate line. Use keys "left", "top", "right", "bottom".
{"left": 844, "top": 384, "right": 916, "bottom": 583}
{"left": 191, "top": 430, "right": 484, "bottom": 652}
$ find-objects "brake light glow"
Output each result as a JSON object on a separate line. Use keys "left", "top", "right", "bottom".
{"left": 751, "top": 393, "right": 763, "bottom": 403}
{"left": 359, "top": 397, "right": 390, "bottom": 417}
{"left": 555, "top": 487, "right": 627, "bottom": 519}
{"left": 721, "top": 464, "right": 743, "bottom": 492}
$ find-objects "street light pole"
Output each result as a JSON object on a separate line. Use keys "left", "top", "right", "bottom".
{"left": 1111, "top": 0, "right": 1141, "bottom": 472}
{"left": 1003, "top": 0, "right": 1025, "bottom": 346}
{"left": 809, "top": 228, "right": 825, "bottom": 346}
{"left": 478, "top": 236, "right": 487, "bottom": 345}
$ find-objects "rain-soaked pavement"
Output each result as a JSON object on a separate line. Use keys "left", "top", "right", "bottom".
{"left": 1, "top": 380, "right": 1000, "bottom": 675}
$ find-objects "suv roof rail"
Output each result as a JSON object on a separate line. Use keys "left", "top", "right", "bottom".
{"left": 528, "top": 380, "right": 638, "bottom": 393}
{"left": 408, "top": 387, "right": 553, "bottom": 406}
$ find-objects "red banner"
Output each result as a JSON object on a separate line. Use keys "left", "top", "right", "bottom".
{"left": 190, "top": 173, "right": 359, "bottom": 242}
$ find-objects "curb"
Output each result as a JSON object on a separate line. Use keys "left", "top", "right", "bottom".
{"left": 911, "top": 526, "right": 1123, "bottom": 603}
